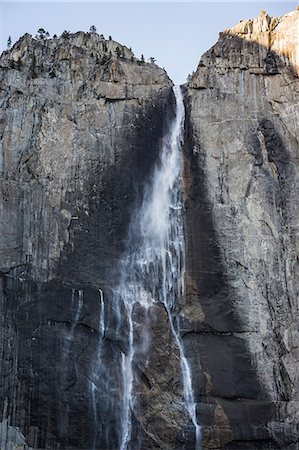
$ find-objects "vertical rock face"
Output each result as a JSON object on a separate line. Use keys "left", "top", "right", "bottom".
{"left": 184, "top": 10, "right": 299, "bottom": 449}
{"left": 0, "top": 32, "right": 177, "bottom": 448}
{"left": 1, "top": 11, "right": 298, "bottom": 450}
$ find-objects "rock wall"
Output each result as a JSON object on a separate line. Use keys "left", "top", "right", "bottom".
{"left": 1, "top": 10, "right": 299, "bottom": 450}
{"left": 0, "top": 32, "right": 177, "bottom": 449}
{"left": 184, "top": 11, "right": 299, "bottom": 449}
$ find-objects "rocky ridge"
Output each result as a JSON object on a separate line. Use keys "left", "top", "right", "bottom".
{"left": 0, "top": 31, "right": 172, "bottom": 283}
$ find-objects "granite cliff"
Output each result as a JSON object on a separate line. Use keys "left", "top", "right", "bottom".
{"left": 184, "top": 10, "right": 299, "bottom": 449}
{"left": 0, "top": 10, "right": 298, "bottom": 450}
{"left": 0, "top": 31, "right": 182, "bottom": 449}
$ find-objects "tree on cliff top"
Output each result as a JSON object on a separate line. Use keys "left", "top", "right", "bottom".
{"left": 36, "top": 28, "right": 50, "bottom": 39}
{"left": 7, "top": 36, "right": 12, "bottom": 48}
{"left": 90, "top": 25, "right": 97, "bottom": 33}
{"left": 61, "top": 30, "right": 70, "bottom": 39}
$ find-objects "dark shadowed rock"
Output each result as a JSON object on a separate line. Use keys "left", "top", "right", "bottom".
{"left": 0, "top": 32, "right": 178, "bottom": 449}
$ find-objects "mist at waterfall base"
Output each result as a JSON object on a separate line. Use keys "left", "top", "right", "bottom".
{"left": 87, "top": 87, "right": 201, "bottom": 450}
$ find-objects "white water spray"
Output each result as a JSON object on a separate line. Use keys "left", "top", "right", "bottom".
{"left": 117, "top": 86, "right": 201, "bottom": 449}
{"left": 91, "top": 288, "right": 106, "bottom": 450}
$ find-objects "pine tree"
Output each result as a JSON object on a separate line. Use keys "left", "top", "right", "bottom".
{"left": 141, "top": 54, "right": 145, "bottom": 63}
{"left": 115, "top": 46, "right": 122, "bottom": 58}
{"left": 7, "top": 35, "right": 12, "bottom": 49}
{"left": 90, "top": 25, "right": 97, "bottom": 33}
{"left": 61, "top": 30, "right": 70, "bottom": 39}
{"left": 36, "top": 28, "right": 47, "bottom": 39}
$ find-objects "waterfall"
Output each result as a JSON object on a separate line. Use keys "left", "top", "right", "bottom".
{"left": 115, "top": 85, "right": 201, "bottom": 450}
{"left": 91, "top": 289, "right": 106, "bottom": 450}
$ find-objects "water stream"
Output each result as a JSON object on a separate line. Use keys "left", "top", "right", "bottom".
{"left": 115, "top": 85, "right": 201, "bottom": 449}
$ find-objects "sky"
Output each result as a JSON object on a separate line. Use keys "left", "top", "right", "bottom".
{"left": 0, "top": 1, "right": 297, "bottom": 84}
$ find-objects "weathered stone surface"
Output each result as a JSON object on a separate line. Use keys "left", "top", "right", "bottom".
{"left": 131, "top": 303, "right": 191, "bottom": 450}
{"left": 0, "top": 32, "right": 183, "bottom": 449}
{"left": 184, "top": 10, "right": 299, "bottom": 449}
{"left": 1, "top": 10, "right": 299, "bottom": 450}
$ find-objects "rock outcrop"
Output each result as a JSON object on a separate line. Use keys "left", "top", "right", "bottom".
{"left": 0, "top": 32, "right": 180, "bottom": 449}
{"left": 184, "top": 10, "right": 299, "bottom": 449}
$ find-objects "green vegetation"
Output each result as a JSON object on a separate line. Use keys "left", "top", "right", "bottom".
{"left": 61, "top": 30, "right": 70, "bottom": 39}
{"left": 36, "top": 28, "right": 50, "bottom": 39}
{"left": 7, "top": 36, "right": 12, "bottom": 48}
{"left": 115, "top": 46, "right": 122, "bottom": 58}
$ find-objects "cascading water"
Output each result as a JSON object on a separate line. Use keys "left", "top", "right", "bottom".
{"left": 114, "top": 85, "right": 201, "bottom": 450}
{"left": 91, "top": 289, "right": 106, "bottom": 450}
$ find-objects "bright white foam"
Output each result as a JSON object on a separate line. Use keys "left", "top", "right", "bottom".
{"left": 115, "top": 86, "right": 201, "bottom": 450}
